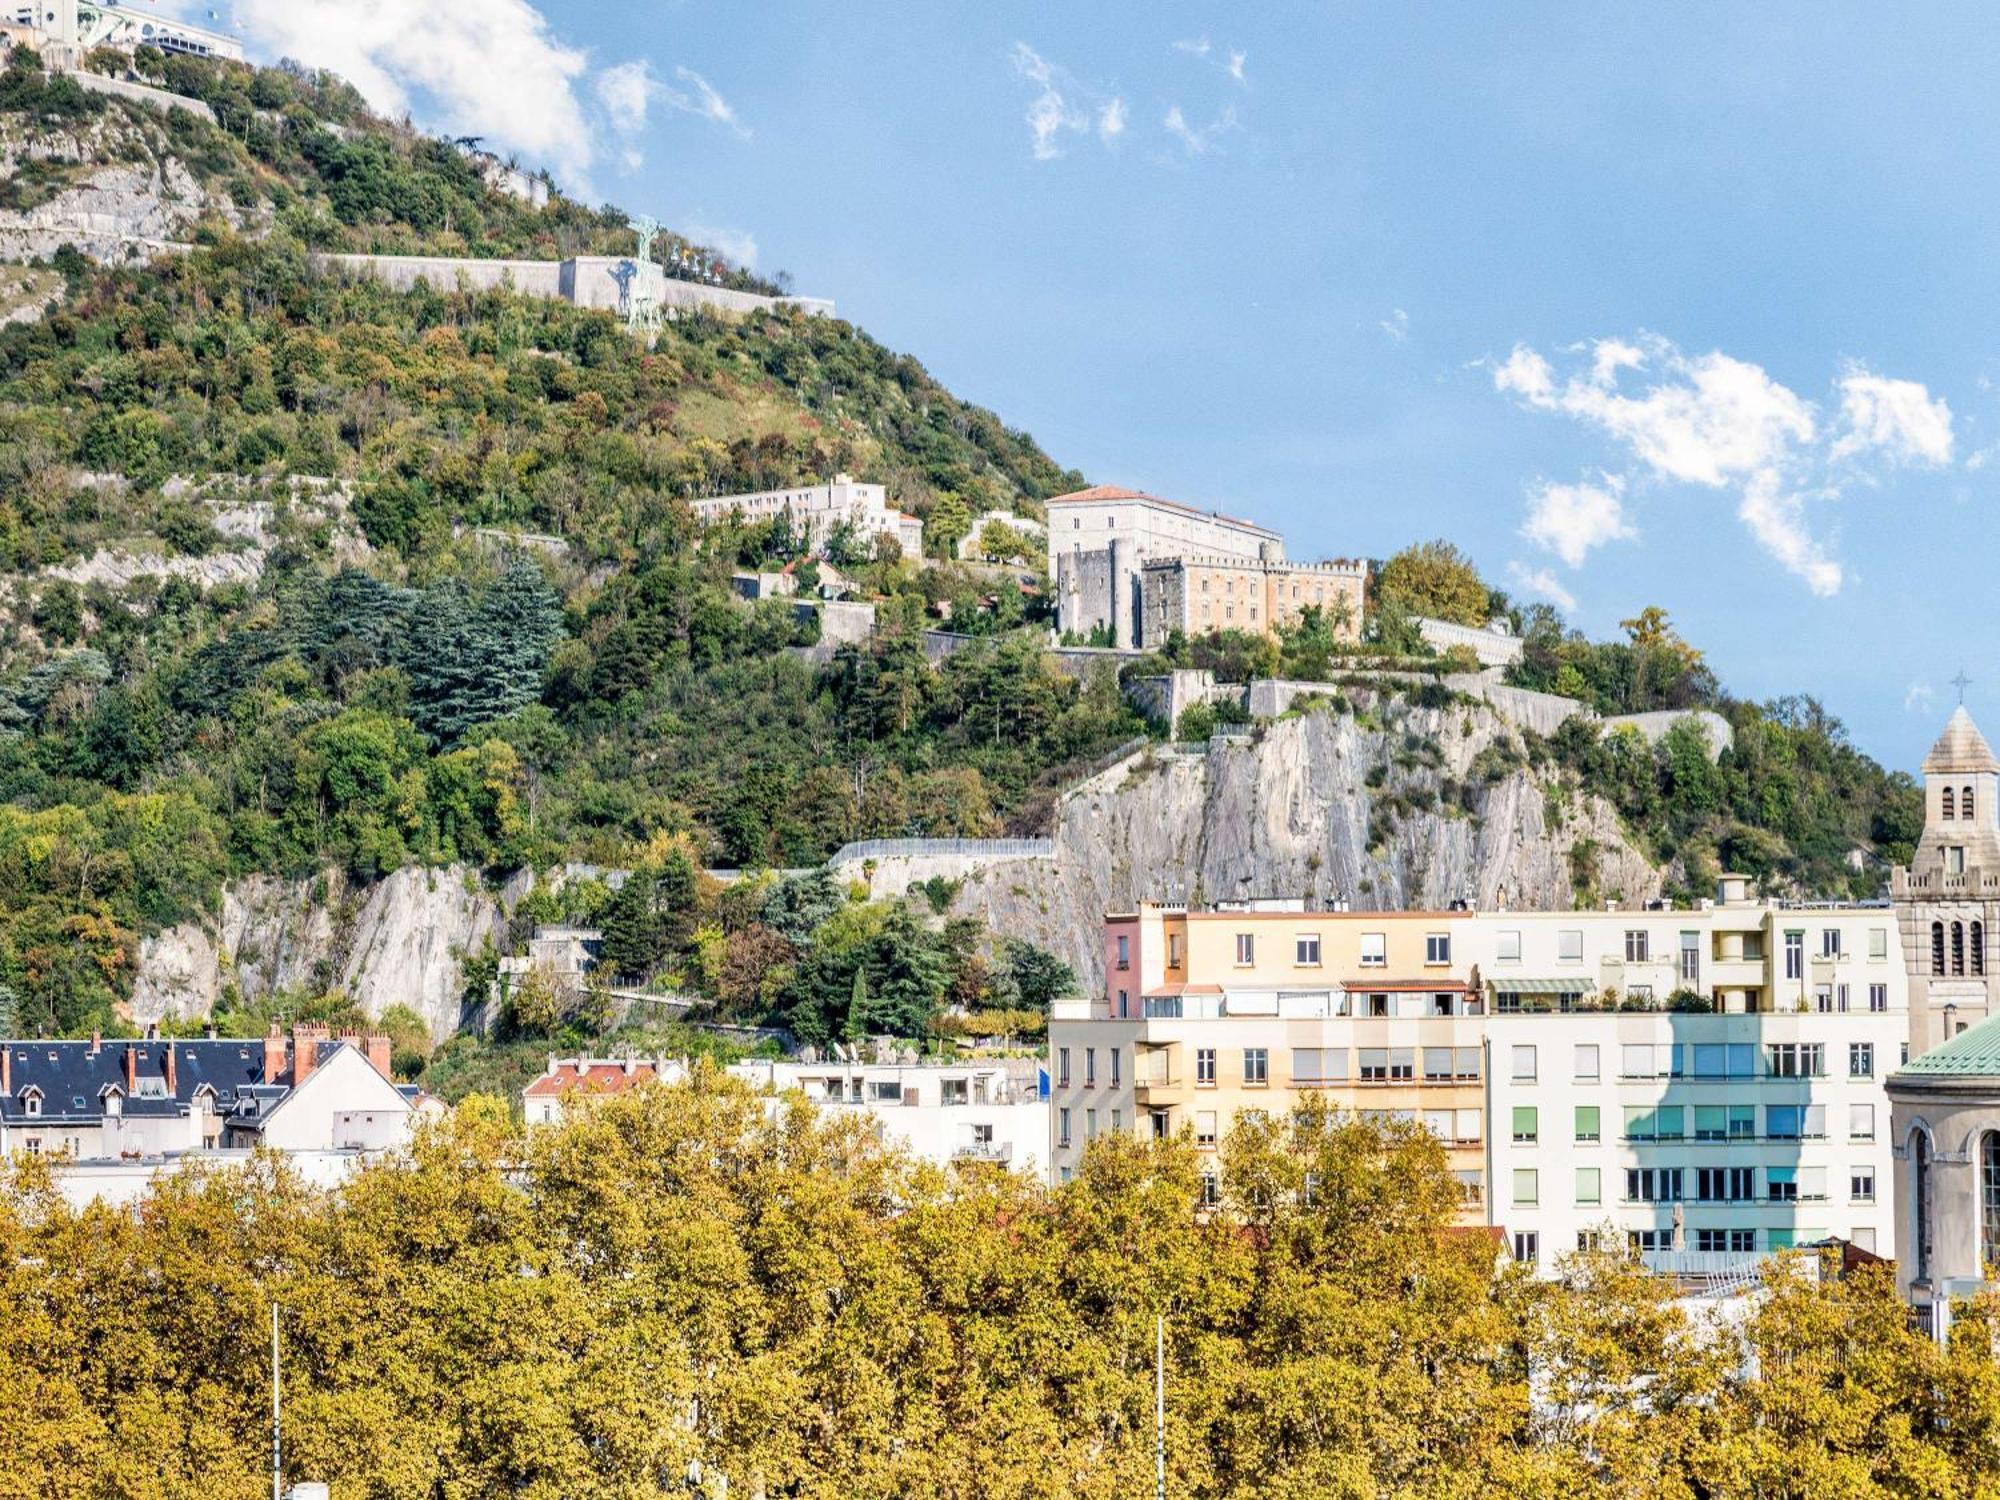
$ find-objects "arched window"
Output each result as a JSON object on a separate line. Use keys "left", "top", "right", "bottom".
{"left": 1933, "top": 921, "right": 1947, "bottom": 976}
{"left": 1977, "top": 922, "right": 1988, "bottom": 978}
{"left": 1915, "top": 1130, "right": 1935, "bottom": 1282}
{"left": 1945, "top": 786, "right": 1957, "bottom": 820}
{"left": 1984, "top": 1133, "right": 2000, "bottom": 1274}
{"left": 1954, "top": 921, "right": 1967, "bottom": 977}
{"left": 1967, "top": 785, "right": 1978, "bottom": 822}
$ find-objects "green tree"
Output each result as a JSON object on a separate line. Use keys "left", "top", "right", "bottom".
{"left": 1375, "top": 539, "right": 1489, "bottom": 625}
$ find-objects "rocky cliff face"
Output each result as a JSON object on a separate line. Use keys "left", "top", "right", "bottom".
{"left": 132, "top": 864, "right": 505, "bottom": 1041}
{"left": 951, "top": 693, "right": 1664, "bottom": 988}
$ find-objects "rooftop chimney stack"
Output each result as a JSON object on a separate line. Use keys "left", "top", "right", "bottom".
{"left": 363, "top": 1033, "right": 392, "bottom": 1079}
{"left": 163, "top": 1041, "right": 177, "bottom": 1096}
{"left": 263, "top": 1022, "right": 286, "bottom": 1085}
{"left": 122, "top": 1043, "right": 137, "bottom": 1096}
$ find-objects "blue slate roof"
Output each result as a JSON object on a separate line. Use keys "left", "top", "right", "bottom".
{"left": 0, "top": 1038, "right": 271, "bottom": 1126}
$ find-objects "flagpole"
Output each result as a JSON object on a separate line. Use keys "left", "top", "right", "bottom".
{"left": 1155, "top": 1315, "right": 1166, "bottom": 1500}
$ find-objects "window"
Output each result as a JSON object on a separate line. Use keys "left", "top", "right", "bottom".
{"left": 1945, "top": 785, "right": 1958, "bottom": 819}
{"left": 1849, "top": 1042, "right": 1874, "bottom": 1078}
{"left": 1358, "top": 1047, "right": 1413, "bottom": 1082}
{"left": 1425, "top": 933, "right": 1450, "bottom": 965}
{"left": 1150, "top": 1113, "right": 1169, "bottom": 1141}
{"left": 1085, "top": 1048, "right": 1097, "bottom": 1086}
{"left": 1625, "top": 1168, "right": 1683, "bottom": 1203}
{"left": 1575, "top": 1167, "right": 1601, "bottom": 1205}
{"left": 1235, "top": 933, "right": 1255, "bottom": 966}
{"left": 1767, "top": 1104, "right": 1827, "bottom": 1139}
{"left": 1766, "top": 1043, "right": 1825, "bottom": 1078}
{"left": 1950, "top": 846, "right": 1966, "bottom": 875}
{"left": 1955, "top": 920, "right": 1968, "bottom": 976}
{"left": 1680, "top": 931, "right": 1700, "bottom": 983}
{"left": 1624, "top": 929, "right": 1650, "bottom": 963}
{"left": 1296, "top": 934, "right": 1322, "bottom": 966}
{"left": 1934, "top": 920, "right": 1948, "bottom": 977}
{"left": 1984, "top": 1134, "right": 2000, "bottom": 1272}
{"left": 1621, "top": 1043, "right": 1680, "bottom": 1079}
{"left": 1292, "top": 1047, "right": 1348, "bottom": 1084}
{"left": 1168, "top": 933, "right": 1183, "bottom": 968}
{"left": 1422, "top": 1046, "right": 1454, "bottom": 1082}
{"left": 1692, "top": 1042, "right": 1755, "bottom": 1078}
{"left": 1869, "top": 928, "right": 1889, "bottom": 961}
{"left": 1454, "top": 1169, "right": 1484, "bottom": 1205}
{"left": 20, "top": 1091, "right": 40, "bottom": 1119}
{"left": 1110, "top": 1108, "right": 1122, "bottom": 1133}
{"left": 1695, "top": 1229, "right": 1755, "bottom": 1253}
{"left": 1511, "top": 1045, "right": 1537, "bottom": 1082}
{"left": 1086, "top": 1108, "right": 1097, "bottom": 1139}
{"left": 1915, "top": 1130, "right": 1934, "bottom": 1281}
{"left": 1110, "top": 1049, "right": 1122, "bottom": 1087}
{"left": 1812, "top": 985, "right": 1834, "bottom": 1013}
{"left": 1512, "top": 1106, "right": 1538, "bottom": 1144}
{"left": 1853, "top": 1167, "right": 1877, "bottom": 1205}
{"left": 1455, "top": 1108, "right": 1482, "bottom": 1143}
{"left": 1558, "top": 929, "right": 1584, "bottom": 963}
{"left": 1696, "top": 1167, "right": 1754, "bottom": 1202}
{"left": 1116, "top": 935, "right": 1130, "bottom": 970}
{"left": 1059, "top": 1048, "right": 1071, "bottom": 1087}
{"left": 1821, "top": 929, "right": 1843, "bottom": 958}
{"left": 1199, "top": 1173, "right": 1220, "bottom": 1207}
{"left": 1869, "top": 983, "right": 1888, "bottom": 1013}
{"left": 1513, "top": 1169, "right": 1539, "bottom": 1206}
{"left": 1784, "top": 931, "right": 1803, "bottom": 979}
{"left": 1360, "top": 933, "right": 1386, "bottom": 967}
{"left": 1978, "top": 922, "right": 1988, "bottom": 978}
{"left": 1195, "top": 1110, "right": 1217, "bottom": 1149}
{"left": 1058, "top": 1108, "right": 1072, "bottom": 1146}
{"left": 1573, "top": 1044, "right": 1600, "bottom": 1081}
{"left": 1577, "top": 1230, "right": 1604, "bottom": 1253}
{"left": 1512, "top": 1231, "right": 1539, "bottom": 1264}
{"left": 1968, "top": 784, "right": 1978, "bottom": 821}
{"left": 1497, "top": 930, "right": 1522, "bottom": 962}
{"left": 1623, "top": 1105, "right": 1683, "bottom": 1142}
{"left": 1196, "top": 1048, "right": 1216, "bottom": 1086}
{"left": 1574, "top": 1105, "right": 1601, "bottom": 1143}
{"left": 1849, "top": 1102, "right": 1875, "bottom": 1140}
{"left": 1766, "top": 1166, "right": 1798, "bottom": 1203}
{"left": 1243, "top": 1048, "right": 1268, "bottom": 1086}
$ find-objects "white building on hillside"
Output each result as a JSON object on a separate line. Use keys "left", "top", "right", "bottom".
{"left": 689, "top": 474, "right": 923, "bottom": 559}
{"left": 728, "top": 1057, "right": 1049, "bottom": 1175}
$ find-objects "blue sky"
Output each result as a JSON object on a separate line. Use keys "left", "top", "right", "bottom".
{"left": 183, "top": 1, "right": 2000, "bottom": 773}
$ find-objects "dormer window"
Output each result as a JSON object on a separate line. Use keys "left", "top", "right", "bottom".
{"left": 101, "top": 1085, "right": 124, "bottom": 1117}
{"left": 19, "top": 1088, "right": 41, "bottom": 1119}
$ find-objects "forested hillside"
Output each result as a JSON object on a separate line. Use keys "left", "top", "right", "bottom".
{"left": 0, "top": 44, "right": 1924, "bottom": 1044}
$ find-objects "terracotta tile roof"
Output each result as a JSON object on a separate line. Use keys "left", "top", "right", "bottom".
{"left": 522, "top": 1061, "right": 662, "bottom": 1098}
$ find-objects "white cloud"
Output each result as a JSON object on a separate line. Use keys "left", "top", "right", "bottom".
{"left": 682, "top": 222, "right": 757, "bottom": 269}
{"left": 594, "top": 59, "right": 653, "bottom": 135}
{"left": 1491, "top": 334, "right": 1946, "bottom": 596}
{"left": 1164, "top": 103, "right": 1239, "bottom": 156}
{"left": 1379, "top": 308, "right": 1409, "bottom": 343}
{"left": 1227, "top": 50, "right": 1247, "bottom": 84}
{"left": 590, "top": 58, "right": 749, "bottom": 161}
{"left": 665, "top": 67, "right": 748, "bottom": 140}
{"left": 1174, "top": 35, "right": 1246, "bottom": 83}
{"left": 1173, "top": 37, "right": 1212, "bottom": 57}
{"left": 1906, "top": 679, "right": 1936, "bottom": 714}
{"left": 1011, "top": 43, "right": 1120, "bottom": 161}
{"left": 1968, "top": 445, "right": 1996, "bottom": 472}
{"left": 1833, "top": 365, "right": 1954, "bottom": 466}
{"left": 1507, "top": 561, "right": 1577, "bottom": 614}
{"left": 1521, "top": 476, "right": 1635, "bottom": 568}
{"left": 230, "top": 0, "right": 594, "bottom": 180}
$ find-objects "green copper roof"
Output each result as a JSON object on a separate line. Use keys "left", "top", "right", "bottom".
{"left": 1899, "top": 1013, "right": 2000, "bottom": 1077}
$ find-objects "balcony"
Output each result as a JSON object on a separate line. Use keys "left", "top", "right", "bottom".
{"left": 953, "top": 1140, "right": 1013, "bottom": 1165}
{"left": 1134, "top": 1074, "right": 1179, "bottom": 1102}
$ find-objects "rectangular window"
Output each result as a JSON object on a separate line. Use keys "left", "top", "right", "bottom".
{"left": 1558, "top": 929, "right": 1584, "bottom": 963}
{"left": 1512, "top": 1231, "right": 1538, "bottom": 1264}
{"left": 1359, "top": 1047, "right": 1390, "bottom": 1082}
{"left": 1680, "top": 930, "right": 1700, "bottom": 983}
{"left": 1821, "top": 929, "right": 1843, "bottom": 958}
{"left": 1110, "top": 1048, "right": 1121, "bottom": 1086}
{"left": 1624, "top": 929, "right": 1650, "bottom": 963}
{"left": 1869, "top": 983, "right": 1888, "bottom": 1013}
{"left": 1454, "top": 1046, "right": 1480, "bottom": 1080}
{"left": 1766, "top": 1165, "right": 1797, "bottom": 1203}
{"left": 1850, "top": 1042, "right": 1874, "bottom": 1078}
{"left": 1360, "top": 933, "right": 1386, "bottom": 967}
{"left": 1767, "top": 1104, "right": 1824, "bottom": 1139}
{"left": 1110, "top": 1108, "right": 1122, "bottom": 1133}
{"left": 1243, "top": 1048, "right": 1268, "bottom": 1086}
{"left": 1296, "top": 934, "right": 1322, "bottom": 966}
{"left": 1422, "top": 1108, "right": 1454, "bottom": 1141}
{"left": 1869, "top": 928, "right": 1889, "bottom": 961}
{"left": 1195, "top": 1110, "right": 1217, "bottom": 1149}
{"left": 1422, "top": 1046, "right": 1454, "bottom": 1082}
{"left": 1455, "top": 1107, "right": 1481, "bottom": 1142}
{"left": 1168, "top": 933, "right": 1183, "bottom": 968}
{"left": 1624, "top": 1168, "right": 1684, "bottom": 1203}
{"left": 1574, "top": 1105, "right": 1600, "bottom": 1143}
{"left": 1059, "top": 1108, "right": 1072, "bottom": 1146}
{"left": 1512, "top": 1106, "right": 1538, "bottom": 1144}
{"left": 1784, "top": 931, "right": 1804, "bottom": 979}
{"left": 1852, "top": 1168, "right": 1876, "bottom": 1203}
{"left": 1695, "top": 1166, "right": 1754, "bottom": 1202}
{"left": 1766, "top": 1043, "right": 1825, "bottom": 1078}
{"left": 1116, "top": 934, "right": 1130, "bottom": 970}
{"left": 1117, "top": 990, "right": 1129, "bottom": 1018}
{"left": 1849, "top": 1102, "right": 1875, "bottom": 1140}
{"left": 1425, "top": 933, "right": 1450, "bottom": 965}
{"left": 1199, "top": 1173, "right": 1219, "bottom": 1207}
{"left": 1574, "top": 1044, "right": 1600, "bottom": 1081}
{"left": 1575, "top": 1166, "right": 1601, "bottom": 1205}
{"left": 1512, "top": 1044, "right": 1537, "bottom": 1082}
{"left": 1513, "top": 1168, "right": 1539, "bottom": 1206}
{"left": 1085, "top": 1048, "right": 1097, "bottom": 1086}
{"left": 1086, "top": 1108, "right": 1097, "bottom": 1139}
{"left": 1292, "top": 1047, "right": 1348, "bottom": 1084}
{"left": 1235, "top": 933, "right": 1255, "bottom": 965}
{"left": 1059, "top": 1048, "right": 1072, "bottom": 1087}
{"left": 1497, "top": 930, "right": 1522, "bottom": 962}
{"left": 1196, "top": 1048, "right": 1216, "bottom": 1086}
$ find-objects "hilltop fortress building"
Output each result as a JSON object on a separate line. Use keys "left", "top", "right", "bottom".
{"left": 1049, "top": 485, "right": 1364, "bottom": 650}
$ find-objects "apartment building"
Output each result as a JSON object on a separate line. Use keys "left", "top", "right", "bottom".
{"left": 1050, "top": 883, "right": 1912, "bottom": 1259}
{"left": 1485, "top": 1009, "right": 1902, "bottom": 1270}
{"left": 1138, "top": 556, "right": 1366, "bottom": 649}
{"left": 729, "top": 1058, "right": 1048, "bottom": 1172}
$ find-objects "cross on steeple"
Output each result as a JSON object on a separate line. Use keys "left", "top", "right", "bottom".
{"left": 1953, "top": 669, "right": 1973, "bottom": 705}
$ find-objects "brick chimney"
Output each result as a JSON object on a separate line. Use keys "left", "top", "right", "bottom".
{"left": 263, "top": 1022, "right": 286, "bottom": 1084}
{"left": 292, "top": 1022, "right": 330, "bottom": 1087}
{"left": 163, "top": 1042, "right": 177, "bottom": 1096}
{"left": 88, "top": 1031, "right": 100, "bottom": 1058}
{"left": 122, "top": 1043, "right": 137, "bottom": 1096}
{"left": 2, "top": 1045, "right": 11, "bottom": 1096}
{"left": 364, "top": 1032, "right": 392, "bottom": 1079}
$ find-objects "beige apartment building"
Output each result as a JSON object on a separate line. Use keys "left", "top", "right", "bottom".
{"left": 1138, "top": 556, "right": 1366, "bottom": 649}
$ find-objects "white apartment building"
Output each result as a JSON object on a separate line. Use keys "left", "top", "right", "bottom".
{"left": 688, "top": 473, "right": 923, "bottom": 559}
{"left": 1486, "top": 1009, "right": 1902, "bottom": 1270}
{"left": 728, "top": 1058, "right": 1049, "bottom": 1174}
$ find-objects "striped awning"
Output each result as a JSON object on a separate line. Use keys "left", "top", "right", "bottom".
{"left": 1488, "top": 977, "right": 1594, "bottom": 996}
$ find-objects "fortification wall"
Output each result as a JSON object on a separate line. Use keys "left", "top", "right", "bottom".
{"left": 314, "top": 252, "right": 833, "bottom": 319}
{"left": 1602, "top": 709, "right": 1735, "bottom": 755}
{"left": 826, "top": 838, "right": 1057, "bottom": 898}
{"left": 316, "top": 253, "right": 563, "bottom": 298}
{"left": 63, "top": 71, "right": 217, "bottom": 122}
